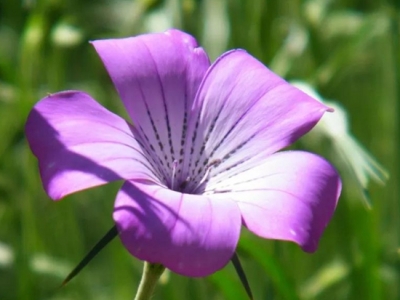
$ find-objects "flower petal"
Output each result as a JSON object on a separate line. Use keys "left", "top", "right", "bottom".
{"left": 113, "top": 180, "right": 241, "bottom": 277}
{"left": 208, "top": 151, "right": 341, "bottom": 252}
{"left": 92, "top": 30, "right": 210, "bottom": 183}
{"left": 25, "top": 91, "right": 160, "bottom": 200}
{"left": 183, "top": 50, "right": 330, "bottom": 188}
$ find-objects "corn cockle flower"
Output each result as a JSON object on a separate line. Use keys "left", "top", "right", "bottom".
{"left": 25, "top": 30, "right": 341, "bottom": 277}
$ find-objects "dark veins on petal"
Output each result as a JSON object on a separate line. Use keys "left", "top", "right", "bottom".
{"left": 131, "top": 55, "right": 280, "bottom": 196}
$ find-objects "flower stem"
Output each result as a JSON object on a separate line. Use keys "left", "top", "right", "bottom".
{"left": 134, "top": 262, "right": 165, "bottom": 300}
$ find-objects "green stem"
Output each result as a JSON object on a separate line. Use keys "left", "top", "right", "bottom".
{"left": 134, "top": 262, "right": 165, "bottom": 300}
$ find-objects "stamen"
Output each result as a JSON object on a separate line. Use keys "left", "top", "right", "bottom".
{"left": 191, "top": 159, "right": 221, "bottom": 193}
{"left": 171, "top": 160, "right": 178, "bottom": 190}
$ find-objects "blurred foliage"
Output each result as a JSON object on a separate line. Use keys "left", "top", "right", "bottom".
{"left": 0, "top": 0, "right": 399, "bottom": 299}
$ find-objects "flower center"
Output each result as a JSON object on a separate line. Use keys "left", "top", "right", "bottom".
{"left": 169, "top": 158, "right": 221, "bottom": 194}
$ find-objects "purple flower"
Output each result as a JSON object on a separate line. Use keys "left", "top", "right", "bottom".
{"left": 25, "top": 30, "right": 341, "bottom": 277}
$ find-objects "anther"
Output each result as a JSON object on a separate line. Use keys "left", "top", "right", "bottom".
{"left": 208, "top": 159, "right": 222, "bottom": 168}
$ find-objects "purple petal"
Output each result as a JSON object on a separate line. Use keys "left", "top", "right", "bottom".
{"left": 183, "top": 50, "right": 330, "bottom": 187}
{"left": 209, "top": 151, "right": 341, "bottom": 252}
{"left": 25, "top": 91, "right": 160, "bottom": 200}
{"left": 92, "top": 30, "right": 210, "bottom": 181}
{"left": 113, "top": 181, "right": 241, "bottom": 277}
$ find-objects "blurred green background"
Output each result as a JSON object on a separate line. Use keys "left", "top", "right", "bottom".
{"left": 0, "top": 0, "right": 399, "bottom": 299}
